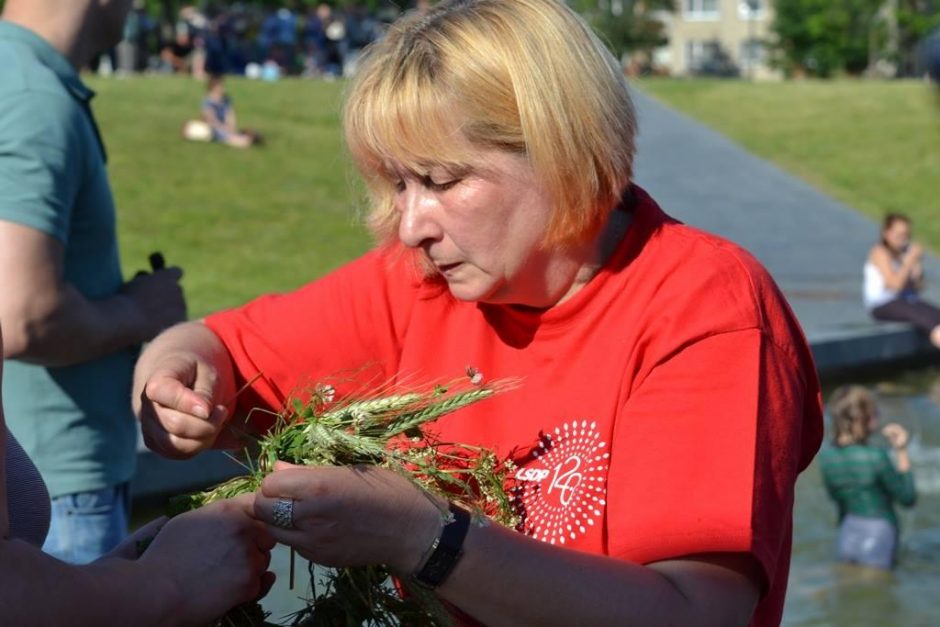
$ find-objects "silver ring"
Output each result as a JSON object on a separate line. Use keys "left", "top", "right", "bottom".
{"left": 272, "top": 497, "right": 294, "bottom": 529}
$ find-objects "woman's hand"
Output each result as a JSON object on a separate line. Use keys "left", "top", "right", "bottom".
{"left": 133, "top": 322, "right": 243, "bottom": 459}
{"left": 253, "top": 462, "right": 444, "bottom": 574}
{"left": 137, "top": 352, "right": 232, "bottom": 459}
{"left": 139, "top": 494, "right": 276, "bottom": 625}
{"left": 903, "top": 243, "right": 924, "bottom": 263}
{"left": 882, "top": 423, "right": 910, "bottom": 450}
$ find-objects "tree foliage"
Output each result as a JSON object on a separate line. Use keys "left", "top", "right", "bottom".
{"left": 772, "top": 0, "right": 940, "bottom": 78}
{"left": 571, "top": 0, "right": 675, "bottom": 61}
{"left": 771, "top": 0, "right": 883, "bottom": 77}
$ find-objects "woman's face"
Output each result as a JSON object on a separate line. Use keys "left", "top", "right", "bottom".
{"left": 393, "top": 148, "right": 579, "bottom": 307}
{"left": 882, "top": 220, "right": 911, "bottom": 254}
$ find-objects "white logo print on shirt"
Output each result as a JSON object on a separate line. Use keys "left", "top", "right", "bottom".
{"left": 510, "top": 420, "right": 609, "bottom": 545}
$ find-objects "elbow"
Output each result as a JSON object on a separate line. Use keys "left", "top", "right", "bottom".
{"left": 0, "top": 316, "right": 36, "bottom": 360}
{"left": 0, "top": 304, "right": 61, "bottom": 363}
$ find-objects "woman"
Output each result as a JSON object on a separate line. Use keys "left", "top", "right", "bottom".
{"left": 864, "top": 213, "right": 940, "bottom": 348}
{"left": 0, "top": 322, "right": 276, "bottom": 625}
{"left": 820, "top": 385, "right": 916, "bottom": 570}
{"left": 134, "top": 1, "right": 823, "bottom": 624}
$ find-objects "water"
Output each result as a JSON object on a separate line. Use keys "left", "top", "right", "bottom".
{"left": 784, "top": 366, "right": 940, "bottom": 626}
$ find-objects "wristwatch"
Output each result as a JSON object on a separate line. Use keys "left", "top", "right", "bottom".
{"left": 412, "top": 503, "right": 471, "bottom": 589}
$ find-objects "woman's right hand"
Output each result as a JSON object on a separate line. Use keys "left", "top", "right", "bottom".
{"left": 137, "top": 351, "right": 231, "bottom": 459}
{"left": 139, "top": 495, "right": 276, "bottom": 626}
{"left": 881, "top": 423, "right": 910, "bottom": 450}
{"left": 904, "top": 243, "right": 923, "bottom": 263}
{"left": 134, "top": 322, "right": 242, "bottom": 459}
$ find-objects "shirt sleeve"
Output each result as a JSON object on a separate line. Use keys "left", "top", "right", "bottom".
{"left": 606, "top": 328, "right": 812, "bottom": 594}
{"left": 0, "top": 92, "right": 85, "bottom": 242}
{"left": 876, "top": 448, "right": 916, "bottom": 508}
{"left": 204, "top": 248, "right": 418, "bottom": 429}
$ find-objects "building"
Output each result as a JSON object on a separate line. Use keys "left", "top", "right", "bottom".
{"left": 655, "top": 0, "right": 781, "bottom": 80}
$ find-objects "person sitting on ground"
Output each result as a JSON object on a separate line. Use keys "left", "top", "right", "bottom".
{"left": 0, "top": 323, "right": 276, "bottom": 626}
{"left": 820, "top": 385, "right": 916, "bottom": 570}
{"left": 200, "top": 74, "right": 260, "bottom": 148}
{"left": 864, "top": 213, "right": 940, "bottom": 348}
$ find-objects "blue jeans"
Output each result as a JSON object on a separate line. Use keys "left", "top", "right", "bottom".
{"left": 42, "top": 483, "right": 130, "bottom": 564}
{"left": 836, "top": 514, "right": 898, "bottom": 570}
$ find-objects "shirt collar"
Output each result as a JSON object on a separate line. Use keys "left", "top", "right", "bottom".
{"left": 0, "top": 20, "right": 95, "bottom": 103}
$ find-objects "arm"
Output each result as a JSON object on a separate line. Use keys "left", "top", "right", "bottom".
{"left": 0, "top": 221, "right": 186, "bottom": 366}
{"left": 0, "top": 328, "right": 273, "bottom": 625}
{"left": 879, "top": 424, "right": 916, "bottom": 508}
{"left": 133, "top": 320, "right": 240, "bottom": 459}
{"left": 224, "top": 103, "right": 239, "bottom": 133}
{"left": 202, "top": 102, "right": 226, "bottom": 132}
{"left": 870, "top": 245, "right": 923, "bottom": 292}
{"left": 255, "top": 464, "right": 761, "bottom": 626}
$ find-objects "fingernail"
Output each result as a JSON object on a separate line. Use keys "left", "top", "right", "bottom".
{"left": 192, "top": 405, "right": 209, "bottom": 419}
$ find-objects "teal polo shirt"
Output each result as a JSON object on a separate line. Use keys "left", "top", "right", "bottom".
{"left": 0, "top": 21, "right": 138, "bottom": 498}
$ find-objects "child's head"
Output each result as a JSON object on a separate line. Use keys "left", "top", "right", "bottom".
{"left": 828, "top": 385, "right": 879, "bottom": 446}
{"left": 207, "top": 74, "right": 226, "bottom": 94}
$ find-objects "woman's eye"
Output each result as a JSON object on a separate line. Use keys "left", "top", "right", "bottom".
{"left": 393, "top": 180, "right": 406, "bottom": 193}
{"left": 422, "top": 175, "right": 460, "bottom": 191}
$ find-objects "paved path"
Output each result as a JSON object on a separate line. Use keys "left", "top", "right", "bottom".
{"left": 630, "top": 88, "right": 939, "bottom": 373}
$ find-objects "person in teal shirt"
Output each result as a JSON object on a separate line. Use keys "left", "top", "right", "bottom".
{"left": 820, "top": 385, "right": 916, "bottom": 570}
{"left": 0, "top": 0, "right": 187, "bottom": 564}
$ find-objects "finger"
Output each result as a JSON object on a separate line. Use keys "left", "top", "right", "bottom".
{"left": 140, "top": 409, "right": 217, "bottom": 459}
{"left": 152, "top": 404, "right": 225, "bottom": 440}
{"left": 260, "top": 466, "right": 328, "bottom": 498}
{"left": 145, "top": 375, "right": 213, "bottom": 418}
{"left": 142, "top": 428, "right": 210, "bottom": 460}
{"left": 273, "top": 460, "right": 300, "bottom": 471}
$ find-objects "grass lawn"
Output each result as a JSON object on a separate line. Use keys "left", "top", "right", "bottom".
{"left": 89, "top": 75, "right": 370, "bottom": 318}
{"left": 635, "top": 78, "right": 940, "bottom": 251}
{"left": 91, "top": 76, "right": 940, "bottom": 319}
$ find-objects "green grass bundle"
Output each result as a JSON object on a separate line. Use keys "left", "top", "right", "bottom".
{"left": 169, "top": 376, "right": 519, "bottom": 626}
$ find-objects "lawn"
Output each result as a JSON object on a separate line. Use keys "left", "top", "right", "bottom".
{"left": 89, "top": 75, "right": 370, "bottom": 318}
{"left": 635, "top": 78, "right": 940, "bottom": 251}
{"left": 91, "top": 76, "right": 940, "bottom": 319}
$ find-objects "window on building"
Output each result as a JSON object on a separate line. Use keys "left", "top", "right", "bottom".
{"left": 684, "top": 0, "right": 720, "bottom": 19}
{"left": 738, "top": 0, "right": 766, "bottom": 20}
{"left": 740, "top": 38, "right": 764, "bottom": 68}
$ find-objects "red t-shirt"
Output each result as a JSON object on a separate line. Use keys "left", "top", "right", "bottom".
{"left": 206, "top": 187, "right": 823, "bottom": 625}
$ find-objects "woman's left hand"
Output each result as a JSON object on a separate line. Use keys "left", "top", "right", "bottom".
{"left": 253, "top": 462, "right": 445, "bottom": 573}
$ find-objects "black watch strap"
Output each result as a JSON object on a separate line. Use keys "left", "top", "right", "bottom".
{"left": 412, "top": 503, "right": 471, "bottom": 589}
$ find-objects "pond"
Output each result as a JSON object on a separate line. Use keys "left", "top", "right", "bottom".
{"left": 784, "top": 365, "right": 940, "bottom": 626}
{"left": 156, "top": 364, "right": 940, "bottom": 625}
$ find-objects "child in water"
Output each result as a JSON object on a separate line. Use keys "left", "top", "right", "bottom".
{"left": 820, "top": 385, "right": 916, "bottom": 569}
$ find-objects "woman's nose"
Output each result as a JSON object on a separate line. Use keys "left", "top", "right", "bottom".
{"left": 397, "top": 187, "right": 442, "bottom": 248}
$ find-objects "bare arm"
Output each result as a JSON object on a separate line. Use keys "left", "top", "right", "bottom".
{"left": 436, "top": 523, "right": 760, "bottom": 626}
{"left": 870, "top": 244, "right": 923, "bottom": 292}
{"left": 0, "top": 323, "right": 273, "bottom": 625}
{"left": 257, "top": 465, "right": 763, "bottom": 626}
{"left": 133, "top": 321, "right": 241, "bottom": 459}
{"left": 0, "top": 221, "right": 186, "bottom": 366}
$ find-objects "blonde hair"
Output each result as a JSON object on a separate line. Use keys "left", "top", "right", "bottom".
{"left": 828, "top": 385, "right": 877, "bottom": 446}
{"left": 344, "top": 0, "right": 637, "bottom": 247}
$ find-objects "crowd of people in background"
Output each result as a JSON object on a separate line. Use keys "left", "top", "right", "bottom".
{"left": 96, "top": 1, "right": 426, "bottom": 80}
